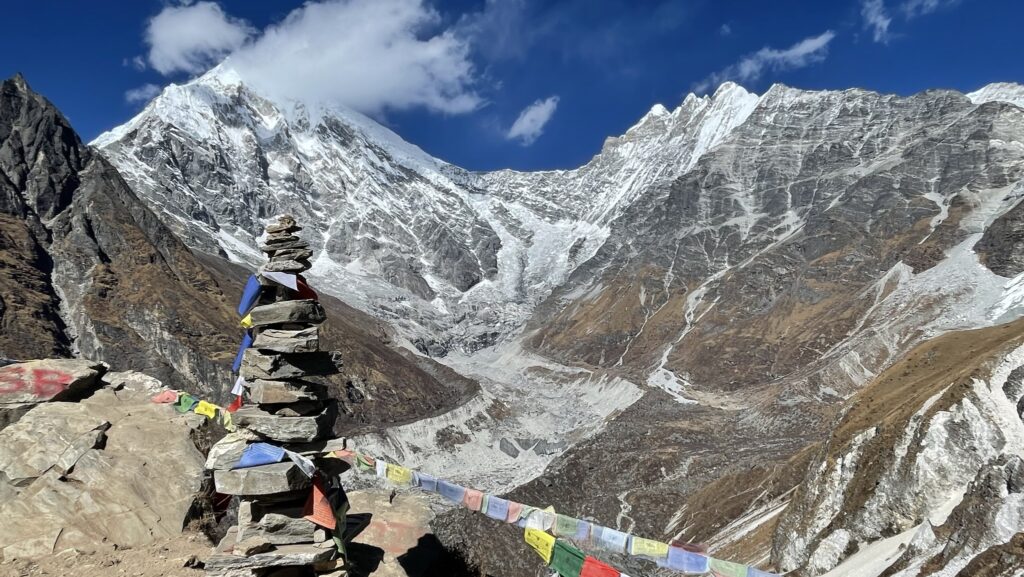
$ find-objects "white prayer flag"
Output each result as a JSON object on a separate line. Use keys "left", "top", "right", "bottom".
{"left": 231, "top": 375, "right": 245, "bottom": 396}
{"left": 285, "top": 449, "right": 317, "bottom": 478}
{"left": 261, "top": 271, "right": 298, "bottom": 290}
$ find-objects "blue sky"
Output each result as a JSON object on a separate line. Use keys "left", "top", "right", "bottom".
{"left": 1, "top": 0, "right": 1021, "bottom": 171}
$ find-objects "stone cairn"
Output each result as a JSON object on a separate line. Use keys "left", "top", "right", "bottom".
{"left": 205, "top": 215, "right": 354, "bottom": 577}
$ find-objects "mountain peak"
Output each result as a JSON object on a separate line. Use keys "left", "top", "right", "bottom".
{"left": 968, "top": 81, "right": 1024, "bottom": 109}
{"left": 8, "top": 72, "right": 29, "bottom": 92}
{"left": 712, "top": 80, "right": 748, "bottom": 99}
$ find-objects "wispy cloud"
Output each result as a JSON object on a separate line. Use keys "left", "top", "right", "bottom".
{"left": 719, "top": 23, "right": 733, "bottom": 36}
{"left": 901, "top": 0, "right": 961, "bottom": 18}
{"left": 861, "top": 0, "right": 892, "bottom": 43}
{"left": 692, "top": 30, "right": 836, "bottom": 94}
{"left": 144, "top": 2, "right": 254, "bottom": 75}
{"left": 124, "top": 83, "right": 162, "bottom": 104}
{"left": 507, "top": 96, "right": 559, "bottom": 146}
{"left": 229, "top": 0, "right": 481, "bottom": 116}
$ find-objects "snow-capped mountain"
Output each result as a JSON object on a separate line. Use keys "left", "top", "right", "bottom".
{"left": 93, "top": 69, "right": 1024, "bottom": 576}
{"left": 93, "top": 66, "right": 763, "bottom": 356}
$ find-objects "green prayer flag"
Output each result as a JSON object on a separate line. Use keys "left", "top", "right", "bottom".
{"left": 331, "top": 499, "right": 351, "bottom": 562}
{"left": 709, "top": 557, "right": 748, "bottom": 577}
{"left": 554, "top": 514, "right": 579, "bottom": 537}
{"left": 174, "top": 393, "right": 198, "bottom": 413}
{"left": 550, "top": 540, "right": 585, "bottom": 577}
{"left": 356, "top": 453, "right": 374, "bottom": 472}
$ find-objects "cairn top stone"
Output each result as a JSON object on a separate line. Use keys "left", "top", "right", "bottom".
{"left": 261, "top": 259, "right": 312, "bottom": 273}
{"left": 253, "top": 327, "right": 320, "bottom": 354}
{"left": 247, "top": 379, "right": 327, "bottom": 405}
{"left": 265, "top": 215, "right": 301, "bottom": 234}
{"left": 259, "top": 239, "right": 309, "bottom": 253}
{"left": 264, "top": 231, "right": 299, "bottom": 242}
{"left": 240, "top": 350, "right": 342, "bottom": 381}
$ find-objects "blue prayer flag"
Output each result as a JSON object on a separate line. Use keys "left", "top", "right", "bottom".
{"left": 238, "top": 275, "right": 261, "bottom": 316}
{"left": 234, "top": 442, "right": 286, "bottom": 469}
{"left": 231, "top": 331, "right": 253, "bottom": 373}
{"left": 484, "top": 496, "right": 510, "bottom": 521}
{"left": 414, "top": 472, "right": 437, "bottom": 492}
{"left": 437, "top": 480, "right": 466, "bottom": 504}
{"left": 658, "top": 546, "right": 711, "bottom": 574}
{"left": 593, "top": 526, "right": 629, "bottom": 554}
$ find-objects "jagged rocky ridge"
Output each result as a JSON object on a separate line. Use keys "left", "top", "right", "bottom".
{"left": 92, "top": 68, "right": 1024, "bottom": 577}
{"left": 0, "top": 73, "right": 239, "bottom": 390}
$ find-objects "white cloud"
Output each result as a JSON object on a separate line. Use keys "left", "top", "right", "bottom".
{"left": 124, "top": 83, "right": 162, "bottom": 104}
{"left": 901, "top": 0, "right": 960, "bottom": 17}
{"left": 861, "top": 0, "right": 892, "bottom": 43}
{"left": 692, "top": 30, "right": 836, "bottom": 94}
{"left": 228, "top": 0, "right": 481, "bottom": 116}
{"left": 145, "top": 2, "right": 254, "bottom": 75}
{"left": 719, "top": 23, "right": 732, "bottom": 36}
{"left": 506, "top": 96, "right": 559, "bottom": 146}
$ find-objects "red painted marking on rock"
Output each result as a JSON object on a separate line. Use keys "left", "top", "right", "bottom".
{"left": 0, "top": 366, "right": 74, "bottom": 399}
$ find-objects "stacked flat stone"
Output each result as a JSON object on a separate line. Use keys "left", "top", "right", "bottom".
{"left": 206, "top": 215, "right": 349, "bottom": 577}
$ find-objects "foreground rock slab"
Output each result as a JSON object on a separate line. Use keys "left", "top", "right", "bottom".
{"left": 205, "top": 528, "right": 334, "bottom": 576}
{"left": 0, "top": 369, "right": 206, "bottom": 561}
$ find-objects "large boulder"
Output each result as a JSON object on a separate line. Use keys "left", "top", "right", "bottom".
{"left": 0, "top": 369, "right": 208, "bottom": 561}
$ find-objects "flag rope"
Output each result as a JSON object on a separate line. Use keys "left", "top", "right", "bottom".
{"left": 208, "top": 421, "right": 778, "bottom": 577}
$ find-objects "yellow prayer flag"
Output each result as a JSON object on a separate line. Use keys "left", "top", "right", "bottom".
{"left": 524, "top": 528, "right": 555, "bottom": 564}
{"left": 630, "top": 536, "right": 669, "bottom": 558}
{"left": 240, "top": 313, "right": 253, "bottom": 328}
{"left": 194, "top": 400, "right": 218, "bottom": 419}
{"left": 220, "top": 410, "right": 235, "bottom": 431}
{"left": 386, "top": 463, "right": 413, "bottom": 485}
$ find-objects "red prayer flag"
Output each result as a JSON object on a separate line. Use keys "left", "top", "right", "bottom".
{"left": 151, "top": 390, "right": 178, "bottom": 404}
{"left": 303, "top": 475, "right": 337, "bottom": 529}
{"left": 581, "top": 556, "right": 620, "bottom": 577}
{"left": 296, "top": 275, "right": 318, "bottom": 301}
{"left": 226, "top": 395, "right": 243, "bottom": 413}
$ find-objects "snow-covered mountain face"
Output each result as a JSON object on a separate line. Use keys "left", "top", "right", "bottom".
{"left": 93, "top": 67, "right": 761, "bottom": 355}
{"left": 94, "top": 70, "right": 1024, "bottom": 576}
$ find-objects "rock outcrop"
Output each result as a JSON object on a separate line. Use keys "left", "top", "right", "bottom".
{"left": 0, "top": 358, "right": 106, "bottom": 430}
{"left": 772, "top": 319, "right": 1024, "bottom": 575}
{"left": 0, "top": 363, "right": 208, "bottom": 562}
{"left": 0, "top": 74, "right": 240, "bottom": 392}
